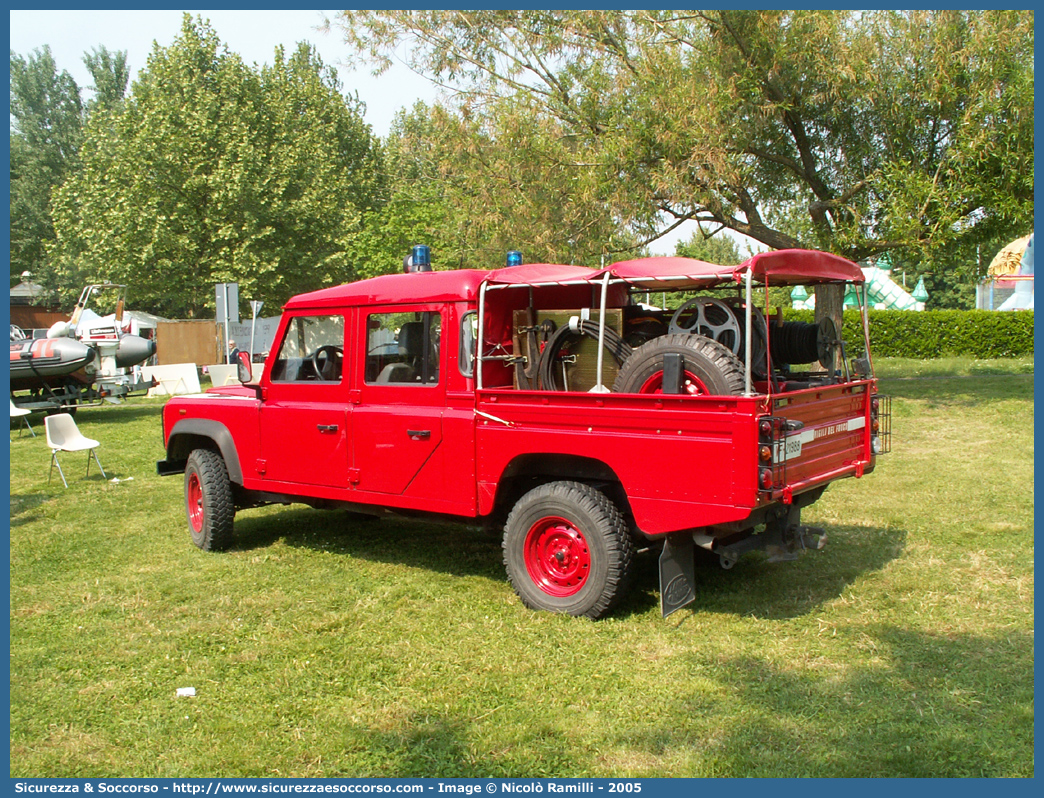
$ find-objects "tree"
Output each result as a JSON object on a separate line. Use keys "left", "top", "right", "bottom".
{"left": 674, "top": 228, "right": 744, "bottom": 265}
{"left": 11, "top": 43, "right": 129, "bottom": 292}
{"left": 50, "top": 16, "right": 385, "bottom": 316}
{"left": 345, "top": 102, "right": 460, "bottom": 277}
{"left": 333, "top": 10, "right": 1033, "bottom": 271}
{"left": 82, "top": 46, "right": 130, "bottom": 113}
{"left": 351, "top": 96, "right": 642, "bottom": 272}
{"left": 9, "top": 46, "right": 84, "bottom": 282}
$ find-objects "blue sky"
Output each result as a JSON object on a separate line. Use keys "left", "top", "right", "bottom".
{"left": 9, "top": 9, "right": 438, "bottom": 139}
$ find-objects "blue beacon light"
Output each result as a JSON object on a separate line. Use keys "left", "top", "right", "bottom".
{"left": 411, "top": 245, "right": 432, "bottom": 271}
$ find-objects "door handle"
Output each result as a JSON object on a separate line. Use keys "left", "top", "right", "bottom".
{"left": 317, "top": 424, "right": 339, "bottom": 433}
{"left": 407, "top": 429, "right": 431, "bottom": 440}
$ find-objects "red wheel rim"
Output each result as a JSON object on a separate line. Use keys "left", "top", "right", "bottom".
{"left": 187, "top": 472, "right": 204, "bottom": 533}
{"left": 639, "top": 368, "right": 709, "bottom": 396}
{"left": 523, "top": 516, "right": 591, "bottom": 597}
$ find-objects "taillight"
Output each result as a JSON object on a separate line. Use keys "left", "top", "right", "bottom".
{"left": 757, "top": 415, "right": 785, "bottom": 493}
{"left": 759, "top": 467, "right": 774, "bottom": 490}
{"left": 870, "top": 393, "right": 892, "bottom": 455}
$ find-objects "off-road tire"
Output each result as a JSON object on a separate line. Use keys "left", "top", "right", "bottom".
{"left": 612, "top": 333, "right": 745, "bottom": 396}
{"left": 184, "top": 448, "right": 235, "bottom": 551}
{"left": 503, "top": 481, "right": 634, "bottom": 619}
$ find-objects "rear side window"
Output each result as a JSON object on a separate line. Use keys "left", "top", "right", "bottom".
{"left": 270, "top": 315, "right": 345, "bottom": 382}
{"left": 365, "top": 311, "right": 441, "bottom": 385}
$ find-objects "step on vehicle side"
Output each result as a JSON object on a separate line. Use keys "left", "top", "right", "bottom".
{"left": 158, "top": 249, "right": 891, "bottom": 619}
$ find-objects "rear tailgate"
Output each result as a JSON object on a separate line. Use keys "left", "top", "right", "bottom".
{"left": 763, "top": 381, "right": 875, "bottom": 502}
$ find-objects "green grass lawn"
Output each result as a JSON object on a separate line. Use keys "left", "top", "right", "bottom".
{"left": 8, "top": 358, "right": 1034, "bottom": 777}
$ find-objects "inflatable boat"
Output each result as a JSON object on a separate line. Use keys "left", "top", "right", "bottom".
{"left": 9, "top": 336, "right": 97, "bottom": 392}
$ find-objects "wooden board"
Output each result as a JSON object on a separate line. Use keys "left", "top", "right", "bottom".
{"left": 156, "top": 320, "right": 219, "bottom": 366}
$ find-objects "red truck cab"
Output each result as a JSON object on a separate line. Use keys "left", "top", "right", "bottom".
{"left": 159, "top": 250, "right": 890, "bottom": 618}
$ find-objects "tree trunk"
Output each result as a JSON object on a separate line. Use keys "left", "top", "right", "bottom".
{"left": 814, "top": 284, "right": 844, "bottom": 374}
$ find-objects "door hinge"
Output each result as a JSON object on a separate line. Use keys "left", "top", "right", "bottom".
{"left": 348, "top": 467, "right": 361, "bottom": 485}
{"left": 348, "top": 389, "right": 362, "bottom": 405}
{"left": 255, "top": 459, "right": 267, "bottom": 476}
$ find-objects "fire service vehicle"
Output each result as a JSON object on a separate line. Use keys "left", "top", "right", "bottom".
{"left": 159, "top": 249, "right": 890, "bottom": 618}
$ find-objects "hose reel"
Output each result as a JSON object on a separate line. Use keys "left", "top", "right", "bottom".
{"left": 769, "top": 317, "right": 838, "bottom": 369}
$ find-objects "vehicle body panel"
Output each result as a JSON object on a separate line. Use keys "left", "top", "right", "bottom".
{"left": 474, "top": 389, "right": 803, "bottom": 534}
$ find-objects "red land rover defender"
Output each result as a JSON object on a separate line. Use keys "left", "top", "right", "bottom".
{"left": 158, "top": 250, "right": 890, "bottom": 618}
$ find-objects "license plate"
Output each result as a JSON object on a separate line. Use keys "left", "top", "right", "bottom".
{"left": 776, "top": 436, "right": 803, "bottom": 460}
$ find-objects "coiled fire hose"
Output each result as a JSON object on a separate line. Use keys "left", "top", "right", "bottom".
{"left": 537, "top": 319, "right": 633, "bottom": 391}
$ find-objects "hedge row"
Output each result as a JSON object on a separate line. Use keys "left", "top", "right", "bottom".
{"left": 783, "top": 309, "right": 1035, "bottom": 359}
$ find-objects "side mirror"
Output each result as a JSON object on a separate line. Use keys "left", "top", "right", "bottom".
{"left": 236, "top": 350, "right": 253, "bottom": 384}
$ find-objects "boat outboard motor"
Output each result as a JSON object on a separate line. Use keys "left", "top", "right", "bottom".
{"left": 114, "top": 334, "right": 157, "bottom": 368}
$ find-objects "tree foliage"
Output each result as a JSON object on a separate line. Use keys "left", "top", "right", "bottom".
{"left": 345, "top": 102, "right": 458, "bottom": 278}
{"left": 49, "top": 16, "right": 384, "bottom": 317}
{"left": 333, "top": 10, "right": 1033, "bottom": 273}
{"left": 350, "top": 96, "right": 640, "bottom": 272}
{"left": 673, "top": 228, "right": 744, "bottom": 265}
{"left": 82, "top": 46, "right": 131, "bottom": 114}
{"left": 9, "top": 46, "right": 84, "bottom": 282}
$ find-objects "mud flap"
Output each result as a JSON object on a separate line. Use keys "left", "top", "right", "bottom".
{"left": 659, "top": 532, "right": 696, "bottom": 617}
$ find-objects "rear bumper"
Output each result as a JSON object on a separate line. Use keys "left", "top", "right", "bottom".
{"left": 777, "top": 459, "right": 873, "bottom": 504}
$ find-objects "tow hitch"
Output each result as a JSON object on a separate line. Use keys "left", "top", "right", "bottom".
{"left": 764, "top": 526, "right": 827, "bottom": 563}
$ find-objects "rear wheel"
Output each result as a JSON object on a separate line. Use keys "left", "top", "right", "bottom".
{"left": 503, "top": 481, "right": 634, "bottom": 619}
{"left": 184, "top": 448, "right": 235, "bottom": 551}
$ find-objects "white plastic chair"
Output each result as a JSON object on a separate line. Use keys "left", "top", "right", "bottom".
{"left": 10, "top": 400, "right": 35, "bottom": 439}
{"left": 44, "top": 413, "right": 106, "bottom": 488}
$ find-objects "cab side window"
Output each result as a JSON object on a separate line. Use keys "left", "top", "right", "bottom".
{"left": 459, "top": 311, "right": 478, "bottom": 378}
{"left": 365, "top": 311, "right": 441, "bottom": 385}
{"left": 270, "top": 315, "right": 345, "bottom": 383}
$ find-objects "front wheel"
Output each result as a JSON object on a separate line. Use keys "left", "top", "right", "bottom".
{"left": 503, "top": 481, "right": 634, "bottom": 619}
{"left": 184, "top": 448, "right": 235, "bottom": 551}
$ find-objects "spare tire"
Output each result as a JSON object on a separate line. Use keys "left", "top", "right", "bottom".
{"left": 612, "top": 334, "right": 746, "bottom": 396}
